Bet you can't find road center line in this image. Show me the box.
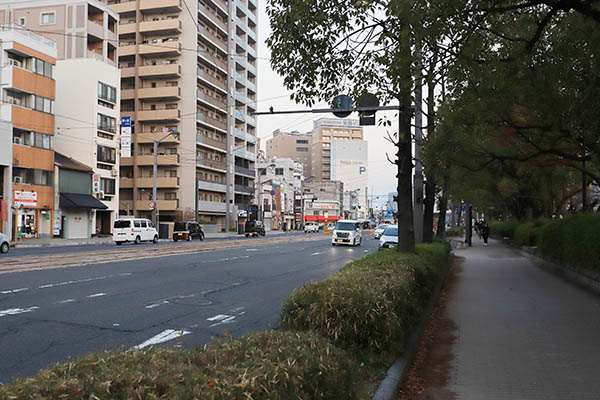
[0,306,39,317]
[86,293,107,298]
[1,288,29,295]
[37,273,132,290]
[133,329,190,350]
[57,299,76,304]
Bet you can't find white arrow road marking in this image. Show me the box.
[207,307,245,328]
[0,306,39,317]
[86,293,107,298]
[1,288,29,295]
[207,314,230,322]
[133,329,190,350]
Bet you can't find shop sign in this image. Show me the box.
[14,191,37,207]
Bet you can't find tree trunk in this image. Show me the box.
[422,73,437,243]
[396,92,415,253]
[436,176,449,239]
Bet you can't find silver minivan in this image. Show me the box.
[113,218,159,245]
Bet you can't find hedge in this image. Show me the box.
[446,225,464,237]
[280,242,450,354]
[488,220,521,239]
[0,331,358,400]
[537,213,600,272]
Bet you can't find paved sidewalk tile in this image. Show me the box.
[447,238,600,399]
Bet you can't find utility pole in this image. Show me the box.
[413,47,424,244]
[225,0,235,233]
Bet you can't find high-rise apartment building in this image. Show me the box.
[266,129,312,178]
[0,26,57,238]
[1,0,122,235]
[311,118,363,181]
[106,0,257,230]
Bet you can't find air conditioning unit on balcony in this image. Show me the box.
[14,137,22,145]
[111,168,118,176]
[14,176,22,183]
[9,59,22,67]
[98,191,105,199]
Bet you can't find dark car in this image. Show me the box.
[244,220,265,237]
[173,221,205,241]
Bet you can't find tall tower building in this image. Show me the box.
[310,118,363,181]
[106,0,257,230]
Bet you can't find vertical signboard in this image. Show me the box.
[121,116,132,158]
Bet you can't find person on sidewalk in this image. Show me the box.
[480,222,490,245]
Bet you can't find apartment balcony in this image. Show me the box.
[197,68,227,92]
[12,144,54,171]
[87,49,104,62]
[137,108,180,122]
[8,66,55,99]
[197,158,227,172]
[198,24,227,52]
[140,18,181,35]
[139,0,182,13]
[88,19,104,39]
[133,177,180,188]
[234,184,253,195]
[197,90,227,111]
[136,131,181,144]
[119,22,136,35]
[120,177,134,188]
[121,88,135,100]
[110,0,136,14]
[137,86,181,101]
[234,72,246,86]
[136,199,178,211]
[120,157,133,166]
[247,26,256,42]
[197,200,226,213]
[198,3,227,33]
[120,66,135,78]
[139,41,181,57]
[246,61,256,76]
[196,134,227,152]
[247,9,257,24]
[234,128,257,144]
[197,111,227,132]
[248,0,257,10]
[198,179,227,193]
[234,148,256,162]
[198,50,228,72]
[235,55,247,69]
[10,105,55,135]
[245,114,256,127]
[135,154,180,166]
[235,165,255,178]
[235,35,247,52]
[235,16,246,32]
[119,44,136,57]
[137,63,181,79]
[246,79,256,93]
[247,45,256,58]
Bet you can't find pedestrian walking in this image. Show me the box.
[480,222,490,245]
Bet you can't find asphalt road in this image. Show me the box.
[0,233,380,384]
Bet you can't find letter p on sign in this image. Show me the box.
[359,166,366,174]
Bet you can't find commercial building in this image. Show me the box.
[0,120,13,236]
[265,129,312,178]
[0,26,57,238]
[256,157,297,231]
[1,0,122,235]
[106,0,258,231]
[311,118,363,181]
[331,139,368,219]
[301,177,343,225]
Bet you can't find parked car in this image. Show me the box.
[113,218,159,245]
[379,225,398,249]
[373,224,389,239]
[245,220,265,237]
[331,219,362,246]
[304,222,319,233]
[173,221,204,241]
[0,232,9,254]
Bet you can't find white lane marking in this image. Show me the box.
[209,316,236,327]
[38,273,132,290]
[311,252,324,256]
[113,323,120,327]
[1,288,29,295]
[0,306,39,317]
[133,329,190,350]
[364,250,369,252]
[207,314,229,322]
[57,299,76,304]
[246,248,259,251]
[145,301,169,309]
[86,293,107,298]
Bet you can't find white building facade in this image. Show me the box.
[256,157,297,231]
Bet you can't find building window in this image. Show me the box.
[13,167,52,186]
[97,113,116,133]
[98,82,117,103]
[275,168,284,175]
[32,95,54,114]
[296,147,308,152]
[296,139,308,144]
[41,12,56,25]
[97,145,116,164]
[100,178,116,195]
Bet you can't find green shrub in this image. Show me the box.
[446,225,464,237]
[513,220,549,246]
[280,243,450,354]
[537,213,600,272]
[488,220,521,238]
[0,331,358,400]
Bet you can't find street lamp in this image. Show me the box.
[153,129,180,228]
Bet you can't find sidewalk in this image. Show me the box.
[11,229,296,248]
[438,237,600,399]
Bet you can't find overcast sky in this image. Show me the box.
[255,2,399,208]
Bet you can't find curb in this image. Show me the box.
[373,253,453,400]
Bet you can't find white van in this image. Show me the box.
[113,218,159,245]
[331,219,362,246]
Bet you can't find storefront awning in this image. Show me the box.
[304,215,339,222]
[60,193,108,210]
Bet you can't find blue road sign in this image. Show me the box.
[121,116,131,127]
